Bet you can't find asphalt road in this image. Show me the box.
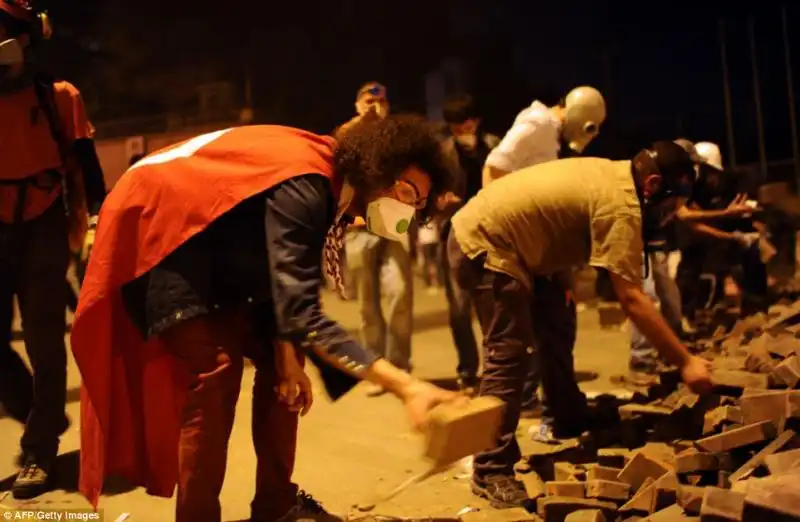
[0,283,632,521]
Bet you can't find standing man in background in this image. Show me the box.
[0,0,106,499]
[480,86,606,427]
[438,94,499,394]
[337,82,414,396]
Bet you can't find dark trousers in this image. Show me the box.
[0,202,70,461]
[0,292,33,424]
[160,310,299,522]
[447,234,588,477]
[678,242,768,319]
[439,223,479,379]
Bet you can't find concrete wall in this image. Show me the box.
[95,123,238,189]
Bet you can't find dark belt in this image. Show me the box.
[0,170,63,262]
[0,169,62,224]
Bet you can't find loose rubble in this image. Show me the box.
[509,302,800,522]
[349,303,800,522]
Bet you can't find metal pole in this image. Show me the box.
[719,20,737,167]
[783,6,800,184]
[749,17,768,177]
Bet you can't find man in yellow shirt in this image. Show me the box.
[449,141,713,508]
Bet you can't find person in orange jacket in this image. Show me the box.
[0,0,106,499]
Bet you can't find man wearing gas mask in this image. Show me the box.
[448,141,713,508]
[629,140,758,375]
[482,86,607,184]
[436,94,500,394]
[72,115,462,522]
[673,142,768,323]
[480,86,606,429]
[337,83,415,396]
[0,0,106,499]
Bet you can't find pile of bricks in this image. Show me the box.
[350,303,800,522]
[513,302,800,522]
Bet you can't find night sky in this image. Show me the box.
[33,0,800,171]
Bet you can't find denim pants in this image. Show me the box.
[448,234,588,477]
[439,222,480,379]
[346,229,413,371]
[630,250,683,364]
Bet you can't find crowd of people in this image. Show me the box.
[0,1,780,521]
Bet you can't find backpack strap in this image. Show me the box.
[31,73,71,215]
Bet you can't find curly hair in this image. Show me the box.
[334,113,455,220]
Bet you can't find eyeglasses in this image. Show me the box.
[390,179,428,210]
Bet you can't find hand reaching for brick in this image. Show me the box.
[681,356,714,395]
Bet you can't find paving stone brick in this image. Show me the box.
[598,448,630,469]
[729,430,797,482]
[565,510,606,522]
[764,332,800,359]
[739,393,789,431]
[521,472,547,499]
[546,481,586,498]
[741,473,800,521]
[424,396,505,466]
[619,478,657,516]
[771,356,800,389]
[713,357,748,372]
[704,407,743,434]
[744,344,776,374]
[695,421,777,454]
[764,447,800,475]
[640,443,677,469]
[676,449,719,473]
[618,453,671,491]
[555,462,584,481]
[700,487,745,521]
[651,472,679,512]
[538,496,618,522]
[646,504,698,521]
[585,479,630,501]
[677,486,707,515]
[586,465,623,482]
[712,371,770,393]
[789,391,800,418]
[620,404,674,420]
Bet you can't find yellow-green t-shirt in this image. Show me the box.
[451,157,644,290]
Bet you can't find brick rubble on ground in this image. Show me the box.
[506,303,800,522]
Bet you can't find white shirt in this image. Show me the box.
[485,100,562,173]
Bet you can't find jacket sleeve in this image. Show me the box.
[73,138,107,214]
[264,174,379,373]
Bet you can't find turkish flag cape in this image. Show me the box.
[70,126,339,507]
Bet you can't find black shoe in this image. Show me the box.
[471,474,530,509]
[12,458,53,500]
[277,490,342,521]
